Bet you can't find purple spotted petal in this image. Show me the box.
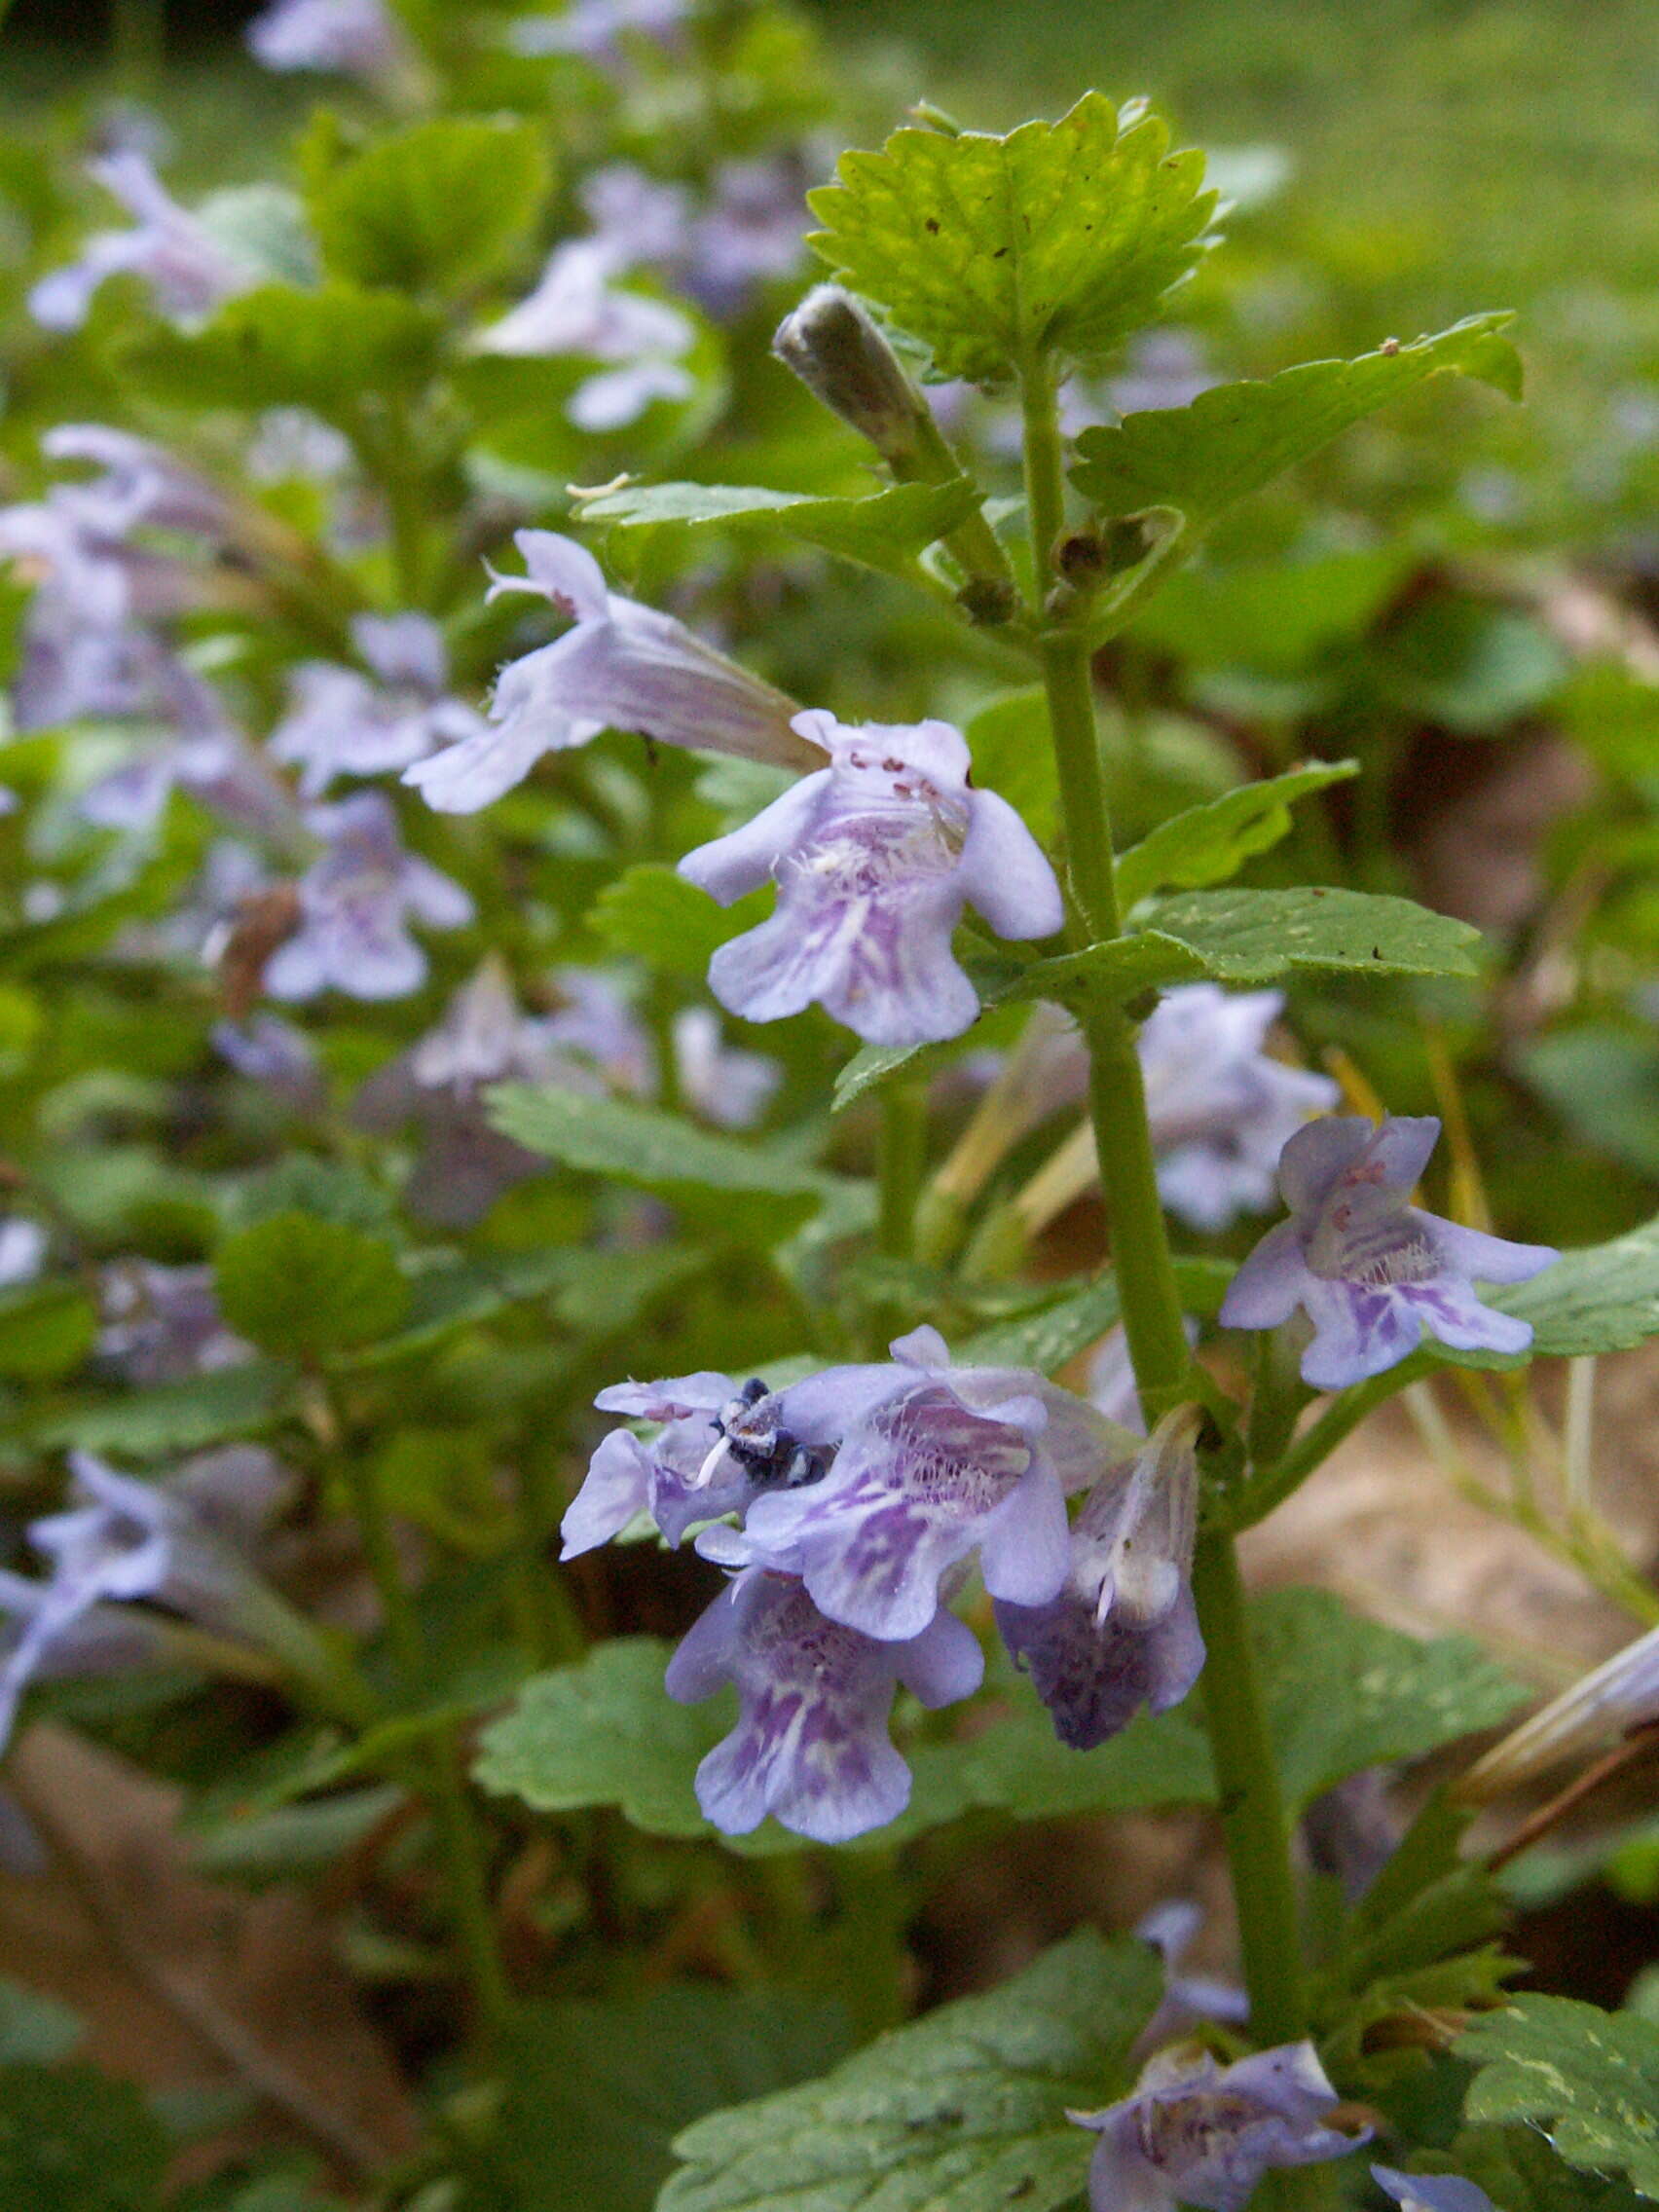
[1372,2169,1496,2212]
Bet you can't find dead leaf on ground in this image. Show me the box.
[0,1722,419,2191]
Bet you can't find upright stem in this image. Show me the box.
[1020,350,1308,2042]
[1190,1532,1308,2045]
[338,1436,515,2046]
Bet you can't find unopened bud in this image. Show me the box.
[772,285,930,466]
[956,576,1019,627]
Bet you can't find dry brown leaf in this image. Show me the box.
[0,1722,419,2189]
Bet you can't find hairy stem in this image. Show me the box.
[1020,350,1307,2041]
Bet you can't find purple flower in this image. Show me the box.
[0,1221,47,1289]
[683,158,809,317]
[562,1371,770,1556]
[680,712,1063,1047]
[212,1014,324,1113]
[0,1453,269,1751]
[665,1567,982,1842]
[1072,2041,1368,2212]
[246,0,411,82]
[269,613,488,797]
[42,424,232,541]
[672,1007,780,1130]
[260,791,472,1002]
[355,961,652,1226]
[29,153,257,332]
[996,1407,1204,1750]
[475,240,695,431]
[1219,1117,1558,1390]
[580,166,695,269]
[701,1330,1090,1642]
[97,1261,248,1383]
[1303,1769,1399,1902]
[1103,328,1217,420]
[1373,2169,1495,2212]
[1141,986,1340,1234]
[1134,1900,1248,2048]
[404,532,812,812]
[511,0,686,64]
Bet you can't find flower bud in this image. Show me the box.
[772,285,930,467]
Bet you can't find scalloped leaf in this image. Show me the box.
[1115,760,1359,908]
[1458,1998,1659,2198]
[577,478,982,581]
[657,1931,1162,2212]
[807,92,1217,382]
[1071,313,1522,524]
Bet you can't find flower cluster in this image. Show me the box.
[566,1327,1205,1839]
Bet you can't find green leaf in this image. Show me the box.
[1257,1589,1525,1815]
[658,1930,1161,2212]
[1115,761,1359,908]
[474,1638,718,1839]
[470,1990,853,2212]
[953,1257,1235,1372]
[589,864,768,978]
[308,117,550,295]
[487,1086,867,1243]
[1493,1213,1659,1357]
[1071,313,1521,525]
[830,1001,1028,1118]
[14,1360,298,1459]
[577,478,983,581]
[195,183,316,286]
[1374,597,1569,735]
[1520,1029,1659,1181]
[1124,885,1483,984]
[1446,2124,1650,2212]
[0,1284,95,1382]
[807,92,1217,383]
[0,2061,170,2210]
[213,1212,410,1359]
[1458,1997,1659,2197]
[127,283,441,419]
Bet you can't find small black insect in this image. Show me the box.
[712,1381,832,1490]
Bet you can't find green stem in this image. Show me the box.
[337,1428,514,2046]
[1191,1531,1309,2046]
[1020,350,1307,2042]
[877,1083,927,1260]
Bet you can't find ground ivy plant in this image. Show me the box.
[4,11,1659,2210]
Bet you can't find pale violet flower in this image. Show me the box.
[262,791,473,1002]
[1373,2169,1495,2212]
[246,0,410,82]
[1461,1616,1659,1799]
[680,711,1063,1047]
[475,239,696,432]
[246,408,354,486]
[30,153,257,332]
[354,961,652,1226]
[404,531,811,813]
[1219,1117,1558,1390]
[562,1372,788,1556]
[0,1449,299,1752]
[511,0,686,63]
[269,613,488,797]
[212,1014,324,1114]
[41,424,231,542]
[1303,1769,1398,1902]
[97,1261,248,1383]
[0,1221,48,1289]
[996,1407,1204,1750]
[671,1007,780,1130]
[666,1567,982,1842]
[1134,1900,1248,2049]
[1071,2042,1367,2212]
[1141,986,1340,1233]
[580,165,695,270]
[684,157,808,317]
[701,1327,1117,1643]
